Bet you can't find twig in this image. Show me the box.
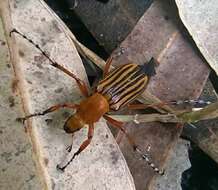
[109,101,218,124]
[178,101,218,122]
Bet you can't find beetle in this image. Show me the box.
[11,28,164,174]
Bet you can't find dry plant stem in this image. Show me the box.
[178,101,218,122]
[110,101,218,124]
[109,113,181,124]
[70,36,108,70]
[39,0,107,71]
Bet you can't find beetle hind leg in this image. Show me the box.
[103,114,164,175]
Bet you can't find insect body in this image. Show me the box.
[11,29,163,174]
[61,61,156,166]
[64,62,155,133]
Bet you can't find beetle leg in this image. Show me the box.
[127,102,167,110]
[103,114,164,175]
[103,56,113,77]
[17,103,78,123]
[10,29,89,97]
[103,115,137,149]
[128,99,212,110]
[66,134,75,152]
[57,123,94,171]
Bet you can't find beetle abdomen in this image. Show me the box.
[97,63,149,110]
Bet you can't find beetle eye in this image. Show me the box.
[63,124,72,133]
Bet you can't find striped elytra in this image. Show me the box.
[97,63,151,111]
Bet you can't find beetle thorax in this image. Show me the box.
[77,93,109,124]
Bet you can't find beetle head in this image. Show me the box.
[63,113,85,133]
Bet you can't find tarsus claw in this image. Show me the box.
[16,117,26,124]
[56,164,65,172]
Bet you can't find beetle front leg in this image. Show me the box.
[66,134,75,153]
[57,123,94,171]
[17,103,78,123]
[10,29,89,97]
